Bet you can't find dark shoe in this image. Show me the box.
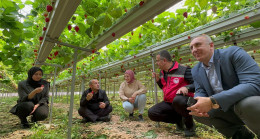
[97,115,111,122]
[31,116,37,123]
[21,122,30,129]
[232,126,255,139]
[176,119,184,132]
[138,115,144,121]
[81,118,89,123]
[184,126,196,137]
[129,113,134,120]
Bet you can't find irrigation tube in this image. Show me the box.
[49,66,57,125]
[67,49,78,139]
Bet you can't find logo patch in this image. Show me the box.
[173,78,179,84]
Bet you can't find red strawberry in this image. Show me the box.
[151,19,154,23]
[188,36,191,39]
[84,14,87,18]
[68,24,72,31]
[139,1,144,6]
[35,53,38,56]
[72,61,74,64]
[74,26,79,32]
[43,13,48,17]
[68,64,70,67]
[131,31,134,36]
[45,18,50,22]
[172,55,175,58]
[50,54,52,56]
[134,55,136,58]
[230,32,233,36]
[179,58,182,61]
[254,50,256,53]
[112,32,115,37]
[92,49,95,53]
[54,51,58,56]
[139,33,142,38]
[34,49,37,52]
[189,58,191,62]
[245,16,249,19]
[41,85,44,87]
[91,91,94,94]
[39,36,43,41]
[47,57,52,60]
[92,57,94,59]
[43,27,47,31]
[183,12,188,18]
[46,5,53,12]
[124,8,127,12]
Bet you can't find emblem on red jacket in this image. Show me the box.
[173,78,179,84]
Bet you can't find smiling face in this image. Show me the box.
[189,36,214,65]
[124,73,131,83]
[32,71,42,81]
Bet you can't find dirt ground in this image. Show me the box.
[0,102,196,139]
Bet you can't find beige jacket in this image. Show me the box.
[119,80,147,101]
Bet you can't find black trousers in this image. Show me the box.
[78,105,112,122]
[148,95,194,129]
[16,101,49,123]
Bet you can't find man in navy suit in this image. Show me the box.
[188,34,260,138]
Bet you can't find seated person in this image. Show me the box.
[148,50,195,137]
[10,67,50,128]
[119,70,147,121]
[78,79,112,122]
[188,34,260,138]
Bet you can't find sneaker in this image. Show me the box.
[138,115,144,121]
[232,126,255,139]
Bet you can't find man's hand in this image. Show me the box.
[129,97,135,104]
[86,93,93,101]
[152,72,159,82]
[30,104,39,115]
[176,87,188,96]
[99,102,106,109]
[187,97,212,117]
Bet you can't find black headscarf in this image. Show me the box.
[27,67,44,89]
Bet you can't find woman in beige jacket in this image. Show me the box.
[119,70,147,121]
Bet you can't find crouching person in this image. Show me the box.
[78,79,112,123]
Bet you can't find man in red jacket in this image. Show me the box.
[148,50,195,137]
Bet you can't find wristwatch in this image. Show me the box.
[210,96,219,109]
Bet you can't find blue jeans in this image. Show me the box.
[122,94,146,114]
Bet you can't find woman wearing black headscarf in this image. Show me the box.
[10,67,50,128]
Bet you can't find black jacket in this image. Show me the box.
[80,88,110,111]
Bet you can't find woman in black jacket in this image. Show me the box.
[10,67,50,128]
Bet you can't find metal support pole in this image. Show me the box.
[81,78,85,93]
[113,82,115,97]
[99,71,101,89]
[104,77,107,92]
[151,53,160,127]
[67,86,69,104]
[151,54,158,104]
[67,49,78,139]
[49,66,57,125]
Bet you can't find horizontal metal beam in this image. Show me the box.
[91,4,260,72]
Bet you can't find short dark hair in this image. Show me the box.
[158,50,172,62]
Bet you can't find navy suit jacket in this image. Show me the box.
[192,46,260,112]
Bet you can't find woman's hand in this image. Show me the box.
[34,86,44,94]
[30,104,40,115]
